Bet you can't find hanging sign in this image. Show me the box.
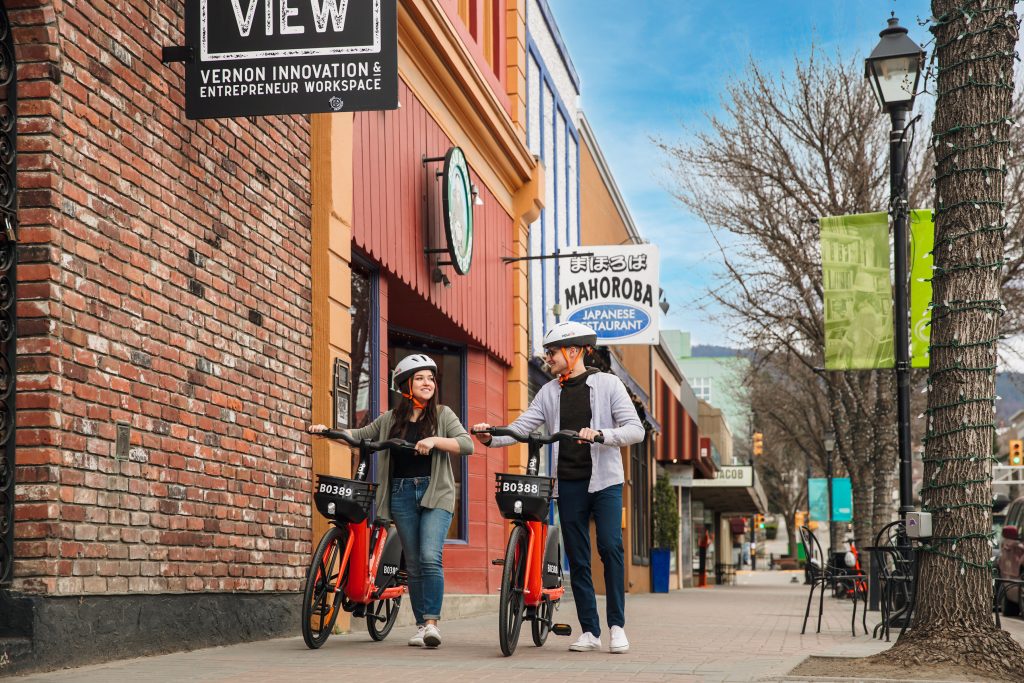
[442,147,474,275]
[909,210,934,368]
[820,212,895,370]
[179,0,398,119]
[561,244,660,345]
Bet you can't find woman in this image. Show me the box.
[310,353,473,649]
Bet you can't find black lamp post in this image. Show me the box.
[865,15,925,522]
[824,431,836,559]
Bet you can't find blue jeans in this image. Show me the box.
[557,480,625,637]
[389,477,452,624]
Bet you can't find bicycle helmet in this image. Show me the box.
[541,321,597,350]
[391,353,437,391]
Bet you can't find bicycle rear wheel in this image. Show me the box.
[302,525,349,649]
[366,595,402,641]
[531,598,553,646]
[498,524,528,656]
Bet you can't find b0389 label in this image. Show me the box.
[319,483,354,498]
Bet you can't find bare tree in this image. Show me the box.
[876,2,1024,678]
[659,51,927,559]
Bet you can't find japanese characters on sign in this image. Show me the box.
[561,244,660,345]
[182,0,398,119]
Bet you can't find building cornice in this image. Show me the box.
[399,0,537,195]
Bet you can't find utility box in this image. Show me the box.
[906,511,932,539]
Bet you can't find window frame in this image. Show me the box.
[631,438,651,566]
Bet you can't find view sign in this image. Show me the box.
[561,245,660,345]
[183,0,397,119]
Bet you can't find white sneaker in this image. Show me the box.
[408,626,425,647]
[609,625,629,653]
[569,631,601,651]
[423,623,441,648]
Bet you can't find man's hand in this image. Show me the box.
[471,423,492,445]
[414,437,439,455]
[578,427,603,444]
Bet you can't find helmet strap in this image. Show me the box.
[402,378,428,410]
[558,347,582,386]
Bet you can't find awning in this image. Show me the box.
[688,465,767,514]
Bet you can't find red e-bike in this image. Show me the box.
[301,429,411,649]
[473,427,602,656]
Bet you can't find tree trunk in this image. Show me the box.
[878,2,1024,678]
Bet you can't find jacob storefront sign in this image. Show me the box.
[166,0,398,119]
[562,244,659,345]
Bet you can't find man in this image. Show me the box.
[473,321,645,654]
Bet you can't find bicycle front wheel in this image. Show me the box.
[301,525,349,649]
[498,524,528,656]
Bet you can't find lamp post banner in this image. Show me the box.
[821,212,895,370]
[808,477,852,522]
[561,244,660,345]
[183,0,398,119]
[909,209,934,368]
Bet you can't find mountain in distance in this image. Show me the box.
[691,344,746,358]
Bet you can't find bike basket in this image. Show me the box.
[494,473,554,522]
[313,474,377,523]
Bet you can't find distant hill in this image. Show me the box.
[691,344,745,358]
[998,372,1024,424]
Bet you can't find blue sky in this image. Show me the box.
[551,0,932,347]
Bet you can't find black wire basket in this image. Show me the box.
[314,474,377,523]
[494,472,555,522]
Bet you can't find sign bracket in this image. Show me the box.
[161,46,194,64]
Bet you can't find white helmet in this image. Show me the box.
[542,321,597,350]
[391,353,437,391]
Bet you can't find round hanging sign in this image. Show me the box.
[441,146,474,275]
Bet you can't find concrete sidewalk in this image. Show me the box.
[8,570,1023,682]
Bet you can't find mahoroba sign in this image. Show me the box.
[182,0,398,119]
[561,245,660,345]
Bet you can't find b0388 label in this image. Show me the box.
[501,481,540,495]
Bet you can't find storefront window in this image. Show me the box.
[631,439,651,565]
[388,330,467,541]
[350,261,377,428]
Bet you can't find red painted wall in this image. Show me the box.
[352,80,514,365]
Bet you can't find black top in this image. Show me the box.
[391,419,432,479]
[557,368,596,481]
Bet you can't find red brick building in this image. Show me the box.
[2,0,313,673]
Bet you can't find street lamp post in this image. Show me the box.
[864,15,925,522]
[824,432,836,560]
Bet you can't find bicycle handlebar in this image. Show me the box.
[310,428,417,452]
[471,427,604,445]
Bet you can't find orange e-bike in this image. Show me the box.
[301,428,412,649]
[473,427,602,656]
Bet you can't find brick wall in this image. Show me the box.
[11,0,313,596]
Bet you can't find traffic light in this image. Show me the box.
[752,432,763,457]
[1011,439,1023,466]
[755,514,765,529]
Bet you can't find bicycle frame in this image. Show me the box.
[519,518,565,607]
[313,431,408,606]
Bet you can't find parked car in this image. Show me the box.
[997,495,1024,616]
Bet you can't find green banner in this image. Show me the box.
[910,210,934,368]
[821,213,895,370]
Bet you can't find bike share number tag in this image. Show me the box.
[501,480,540,495]
[319,482,355,499]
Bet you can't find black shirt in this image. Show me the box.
[391,419,432,479]
[558,368,597,480]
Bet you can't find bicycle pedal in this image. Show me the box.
[491,558,504,566]
[551,623,572,636]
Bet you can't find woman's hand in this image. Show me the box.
[471,423,492,445]
[308,424,330,434]
[414,436,439,455]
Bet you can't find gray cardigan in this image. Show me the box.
[347,405,474,518]
[489,371,645,492]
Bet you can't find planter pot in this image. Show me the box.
[765,526,778,541]
[651,547,671,593]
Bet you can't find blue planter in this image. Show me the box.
[651,547,671,593]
